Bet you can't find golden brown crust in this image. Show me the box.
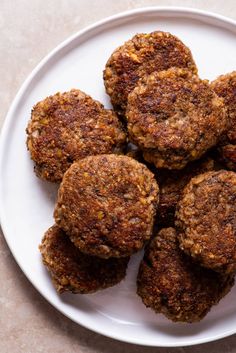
[127,68,227,169]
[54,154,159,258]
[156,157,216,227]
[211,72,236,171]
[39,225,129,294]
[26,89,126,182]
[176,170,236,274]
[103,31,197,114]
[137,227,234,323]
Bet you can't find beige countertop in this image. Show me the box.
[1,1,236,352]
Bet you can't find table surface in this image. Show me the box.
[1,1,236,352]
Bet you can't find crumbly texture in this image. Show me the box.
[137,227,234,323]
[127,68,227,169]
[103,31,197,115]
[39,225,129,294]
[176,170,236,274]
[211,72,236,171]
[26,89,126,182]
[156,157,216,227]
[54,154,159,258]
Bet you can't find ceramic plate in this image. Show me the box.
[1,7,236,347]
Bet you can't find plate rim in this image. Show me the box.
[1,6,236,347]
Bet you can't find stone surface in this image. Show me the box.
[1,0,236,352]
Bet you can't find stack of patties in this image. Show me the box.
[137,170,236,323]
[26,31,236,322]
[40,154,159,293]
[104,31,236,322]
[26,88,159,293]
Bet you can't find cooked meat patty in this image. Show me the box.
[137,227,234,323]
[127,68,227,169]
[104,31,197,115]
[26,89,126,182]
[39,225,129,293]
[176,170,236,274]
[54,154,159,258]
[211,71,236,171]
[156,156,216,227]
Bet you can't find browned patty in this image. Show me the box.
[137,227,234,323]
[211,72,236,171]
[54,154,159,258]
[156,156,216,227]
[39,225,129,294]
[127,68,227,169]
[176,170,236,274]
[103,31,197,115]
[26,89,126,182]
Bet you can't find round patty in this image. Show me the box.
[156,156,216,227]
[176,170,236,274]
[39,225,129,294]
[127,68,227,169]
[26,89,126,182]
[211,71,236,171]
[54,154,159,258]
[137,227,234,323]
[103,31,197,114]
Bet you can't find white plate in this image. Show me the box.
[1,7,236,347]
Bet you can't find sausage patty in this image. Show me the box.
[39,225,129,293]
[104,31,197,115]
[176,170,236,274]
[54,154,159,258]
[137,227,234,323]
[127,68,227,169]
[26,89,126,182]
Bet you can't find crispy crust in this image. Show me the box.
[39,225,129,293]
[54,154,159,258]
[103,31,197,114]
[211,72,236,171]
[137,227,234,323]
[26,89,126,182]
[127,68,227,169]
[176,170,236,274]
[156,157,216,227]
